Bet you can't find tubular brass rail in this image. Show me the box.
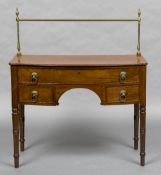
[19,19,139,22]
[16,8,142,58]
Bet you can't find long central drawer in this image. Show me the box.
[18,67,140,84]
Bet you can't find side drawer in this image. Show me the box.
[106,85,140,104]
[18,86,55,104]
[18,68,55,84]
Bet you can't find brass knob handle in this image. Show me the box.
[120,90,127,101]
[120,72,127,82]
[31,72,38,82]
[32,91,38,101]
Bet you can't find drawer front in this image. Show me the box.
[18,86,55,104]
[18,67,139,84]
[106,85,139,104]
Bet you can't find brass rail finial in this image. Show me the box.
[16,8,21,58]
[136,9,141,56]
[16,8,19,21]
[138,8,141,19]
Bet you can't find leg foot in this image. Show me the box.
[14,154,19,168]
[140,153,145,166]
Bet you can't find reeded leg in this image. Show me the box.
[134,104,139,150]
[19,105,25,152]
[140,105,146,166]
[12,107,20,168]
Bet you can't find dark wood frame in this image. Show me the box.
[10,55,147,168]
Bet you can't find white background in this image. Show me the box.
[0,0,161,174]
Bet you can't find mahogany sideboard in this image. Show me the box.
[9,54,147,167]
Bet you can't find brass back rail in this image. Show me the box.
[16,8,141,57]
